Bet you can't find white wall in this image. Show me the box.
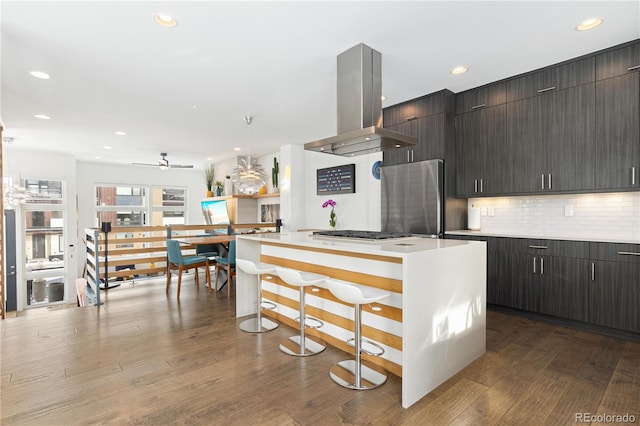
[303,150,382,231]
[468,192,640,242]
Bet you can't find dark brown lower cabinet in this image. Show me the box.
[589,260,640,333]
[538,256,589,322]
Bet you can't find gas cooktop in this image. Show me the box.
[312,230,413,240]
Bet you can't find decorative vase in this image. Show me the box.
[215,187,222,197]
[206,190,214,198]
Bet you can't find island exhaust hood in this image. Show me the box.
[304,43,417,156]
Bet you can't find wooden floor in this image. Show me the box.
[1,277,639,425]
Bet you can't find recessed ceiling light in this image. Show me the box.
[103,146,112,150]
[207,157,213,161]
[154,13,177,27]
[34,114,51,119]
[29,71,50,79]
[114,131,127,136]
[576,17,603,31]
[451,66,468,75]
[234,147,242,151]
[94,156,102,159]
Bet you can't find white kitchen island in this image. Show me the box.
[235,231,486,408]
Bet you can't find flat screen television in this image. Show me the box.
[201,199,231,226]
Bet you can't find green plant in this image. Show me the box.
[204,164,215,191]
[272,157,279,188]
[215,180,224,190]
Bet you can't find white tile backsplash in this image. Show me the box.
[468,192,640,242]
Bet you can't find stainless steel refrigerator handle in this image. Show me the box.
[541,174,545,189]
[548,174,552,189]
[591,262,595,281]
[533,256,536,273]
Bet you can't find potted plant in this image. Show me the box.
[215,180,224,197]
[204,164,215,197]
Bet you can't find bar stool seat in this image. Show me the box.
[236,259,279,333]
[276,267,327,357]
[326,279,390,390]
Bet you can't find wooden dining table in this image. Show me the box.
[173,234,236,291]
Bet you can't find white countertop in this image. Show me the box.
[237,231,479,257]
[446,230,640,244]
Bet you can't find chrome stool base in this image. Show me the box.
[279,335,326,357]
[239,317,279,333]
[329,359,388,390]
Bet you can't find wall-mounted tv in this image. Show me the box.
[201,199,231,225]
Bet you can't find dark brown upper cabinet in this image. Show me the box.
[456,104,510,196]
[594,43,640,190]
[595,42,640,80]
[506,57,595,102]
[455,82,507,115]
[383,90,455,127]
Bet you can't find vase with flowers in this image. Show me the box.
[322,199,337,229]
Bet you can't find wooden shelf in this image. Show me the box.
[206,193,280,200]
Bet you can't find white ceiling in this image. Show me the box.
[2,1,639,170]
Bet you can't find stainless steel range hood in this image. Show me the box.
[304,43,417,156]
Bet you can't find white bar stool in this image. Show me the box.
[236,259,279,333]
[276,267,327,357]
[326,279,390,390]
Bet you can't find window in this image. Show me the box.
[95,185,187,227]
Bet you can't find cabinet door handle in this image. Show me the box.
[528,245,548,249]
[618,251,640,256]
[537,86,556,93]
[407,150,410,163]
[533,256,537,274]
[633,166,636,185]
[591,262,595,281]
[474,179,478,193]
[627,65,640,71]
[548,174,552,189]
[540,257,544,274]
[480,178,483,193]
[471,103,486,110]
[541,174,545,189]
[411,150,414,162]
[404,116,417,122]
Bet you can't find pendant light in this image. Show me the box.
[231,116,268,195]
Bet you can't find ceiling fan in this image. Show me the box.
[132,152,194,170]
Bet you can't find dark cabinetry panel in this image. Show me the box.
[383,90,455,127]
[383,113,446,166]
[538,256,589,322]
[456,105,510,196]
[589,260,640,333]
[455,83,507,114]
[595,42,640,80]
[594,73,640,190]
[506,84,596,193]
[506,57,595,102]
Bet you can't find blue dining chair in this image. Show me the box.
[215,240,236,298]
[166,239,211,297]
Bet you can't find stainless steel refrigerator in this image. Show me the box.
[381,159,444,237]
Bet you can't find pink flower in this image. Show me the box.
[322,199,336,208]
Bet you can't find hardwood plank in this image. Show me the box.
[1,278,638,425]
